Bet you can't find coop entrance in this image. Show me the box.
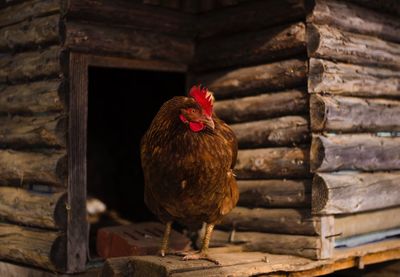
[87,66,186,256]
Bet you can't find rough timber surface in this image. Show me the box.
[101,238,400,277]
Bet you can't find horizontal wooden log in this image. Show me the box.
[308,0,400,43]
[198,0,306,38]
[307,24,400,69]
[0,115,66,148]
[208,229,321,259]
[235,147,310,179]
[0,80,64,114]
[214,89,307,123]
[65,21,193,63]
[0,46,61,84]
[335,206,400,239]
[0,150,66,186]
[349,0,400,17]
[231,116,310,148]
[0,187,67,229]
[0,14,59,50]
[195,22,306,71]
[66,0,194,37]
[218,207,319,235]
[308,58,400,98]
[0,0,59,28]
[311,134,400,172]
[237,179,311,208]
[0,223,65,271]
[310,94,400,132]
[312,172,400,214]
[197,59,307,99]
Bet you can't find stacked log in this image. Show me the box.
[308,0,400,254]
[191,2,329,259]
[0,0,69,272]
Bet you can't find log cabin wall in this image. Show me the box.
[307,0,400,250]
[191,0,332,259]
[0,0,68,272]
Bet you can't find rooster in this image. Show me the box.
[140,85,238,263]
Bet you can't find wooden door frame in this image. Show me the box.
[68,52,187,273]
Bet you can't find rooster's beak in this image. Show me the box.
[203,116,215,130]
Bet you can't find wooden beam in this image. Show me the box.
[66,53,88,273]
[214,89,308,123]
[0,223,65,271]
[311,134,400,172]
[307,24,400,69]
[310,94,400,132]
[0,187,67,229]
[194,22,306,71]
[0,46,61,84]
[198,0,306,38]
[0,115,67,148]
[0,14,59,50]
[308,58,400,98]
[66,0,194,37]
[348,0,400,17]
[0,149,66,186]
[312,172,400,214]
[208,229,322,259]
[0,0,59,28]
[218,207,319,235]
[237,179,311,208]
[231,116,310,148]
[308,0,400,43]
[335,206,400,239]
[196,59,307,99]
[235,147,310,179]
[0,80,65,114]
[65,21,193,63]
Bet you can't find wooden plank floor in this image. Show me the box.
[102,238,400,277]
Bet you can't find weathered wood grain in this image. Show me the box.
[308,58,400,98]
[231,116,309,148]
[197,59,307,99]
[310,94,400,132]
[308,0,400,43]
[307,24,400,69]
[0,80,64,114]
[0,46,60,84]
[311,134,400,172]
[0,150,66,186]
[195,22,306,71]
[335,206,400,239]
[214,89,308,123]
[0,223,65,271]
[312,172,400,214]
[237,179,311,208]
[0,187,67,229]
[235,147,310,179]
[208,229,321,259]
[65,21,193,63]
[0,0,59,28]
[66,0,194,37]
[349,0,400,17]
[0,115,66,148]
[0,14,59,50]
[218,207,319,235]
[198,0,306,38]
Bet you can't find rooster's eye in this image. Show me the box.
[190,109,196,113]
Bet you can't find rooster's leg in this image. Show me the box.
[159,221,172,257]
[181,223,221,265]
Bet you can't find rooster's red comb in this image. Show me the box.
[189,85,214,117]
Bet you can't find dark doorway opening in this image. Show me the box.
[87,66,186,256]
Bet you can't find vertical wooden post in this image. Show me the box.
[67,52,88,272]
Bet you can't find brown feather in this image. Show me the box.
[140,96,238,227]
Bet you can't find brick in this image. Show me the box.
[97,222,192,258]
